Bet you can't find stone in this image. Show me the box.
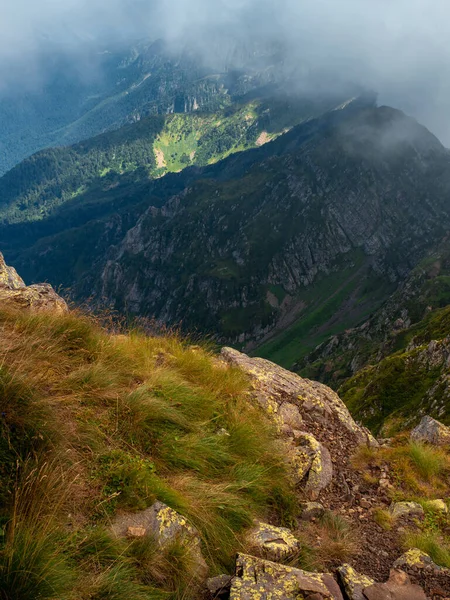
[247,522,300,561]
[410,415,450,447]
[279,402,303,430]
[230,553,344,600]
[220,348,378,447]
[207,575,233,598]
[295,432,333,499]
[394,548,450,573]
[112,501,208,579]
[426,499,448,513]
[126,526,146,537]
[0,253,25,289]
[0,252,68,315]
[301,502,325,521]
[389,502,424,520]
[363,569,426,600]
[336,564,375,600]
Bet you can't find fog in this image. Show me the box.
[1,0,450,143]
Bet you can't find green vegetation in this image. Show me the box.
[0,98,316,227]
[340,343,447,435]
[257,252,393,369]
[0,307,296,599]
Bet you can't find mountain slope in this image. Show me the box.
[0,37,347,175]
[0,95,346,226]
[2,99,450,356]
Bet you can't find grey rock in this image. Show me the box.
[389,502,424,520]
[411,415,450,446]
[207,575,233,598]
[0,252,68,315]
[112,501,208,579]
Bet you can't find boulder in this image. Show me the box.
[301,502,326,521]
[0,252,68,315]
[220,347,377,447]
[230,553,344,599]
[112,501,208,579]
[363,569,426,600]
[389,502,424,520]
[247,522,300,561]
[336,564,375,600]
[410,415,450,447]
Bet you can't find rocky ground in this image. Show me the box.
[205,348,450,599]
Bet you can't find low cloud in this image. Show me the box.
[1,0,450,142]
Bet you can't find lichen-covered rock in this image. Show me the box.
[394,548,450,573]
[363,569,426,600]
[411,415,450,446]
[389,502,424,520]
[220,348,377,447]
[230,554,344,599]
[296,432,333,499]
[112,501,208,579]
[0,252,68,314]
[336,564,375,600]
[247,522,300,561]
[301,502,325,521]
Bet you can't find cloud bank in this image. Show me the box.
[1,0,449,143]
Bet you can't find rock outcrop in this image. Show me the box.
[411,415,450,446]
[221,348,376,500]
[337,564,375,600]
[221,348,376,447]
[0,252,67,314]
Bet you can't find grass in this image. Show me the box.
[294,512,358,570]
[0,306,296,598]
[352,439,450,498]
[404,531,450,569]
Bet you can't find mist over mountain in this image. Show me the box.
[1,0,450,148]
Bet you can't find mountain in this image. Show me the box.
[0,94,348,226]
[2,97,450,361]
[2,256,450,599]
[290,238,450,434]
[0,37,346,176]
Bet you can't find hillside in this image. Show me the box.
[0,37,354,176]
[1,254,450,599]
[0,95,346,226]
[2,99,449,358]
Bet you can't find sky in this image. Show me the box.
[1,0,450,143]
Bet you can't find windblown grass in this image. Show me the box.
[0,307,296,598]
